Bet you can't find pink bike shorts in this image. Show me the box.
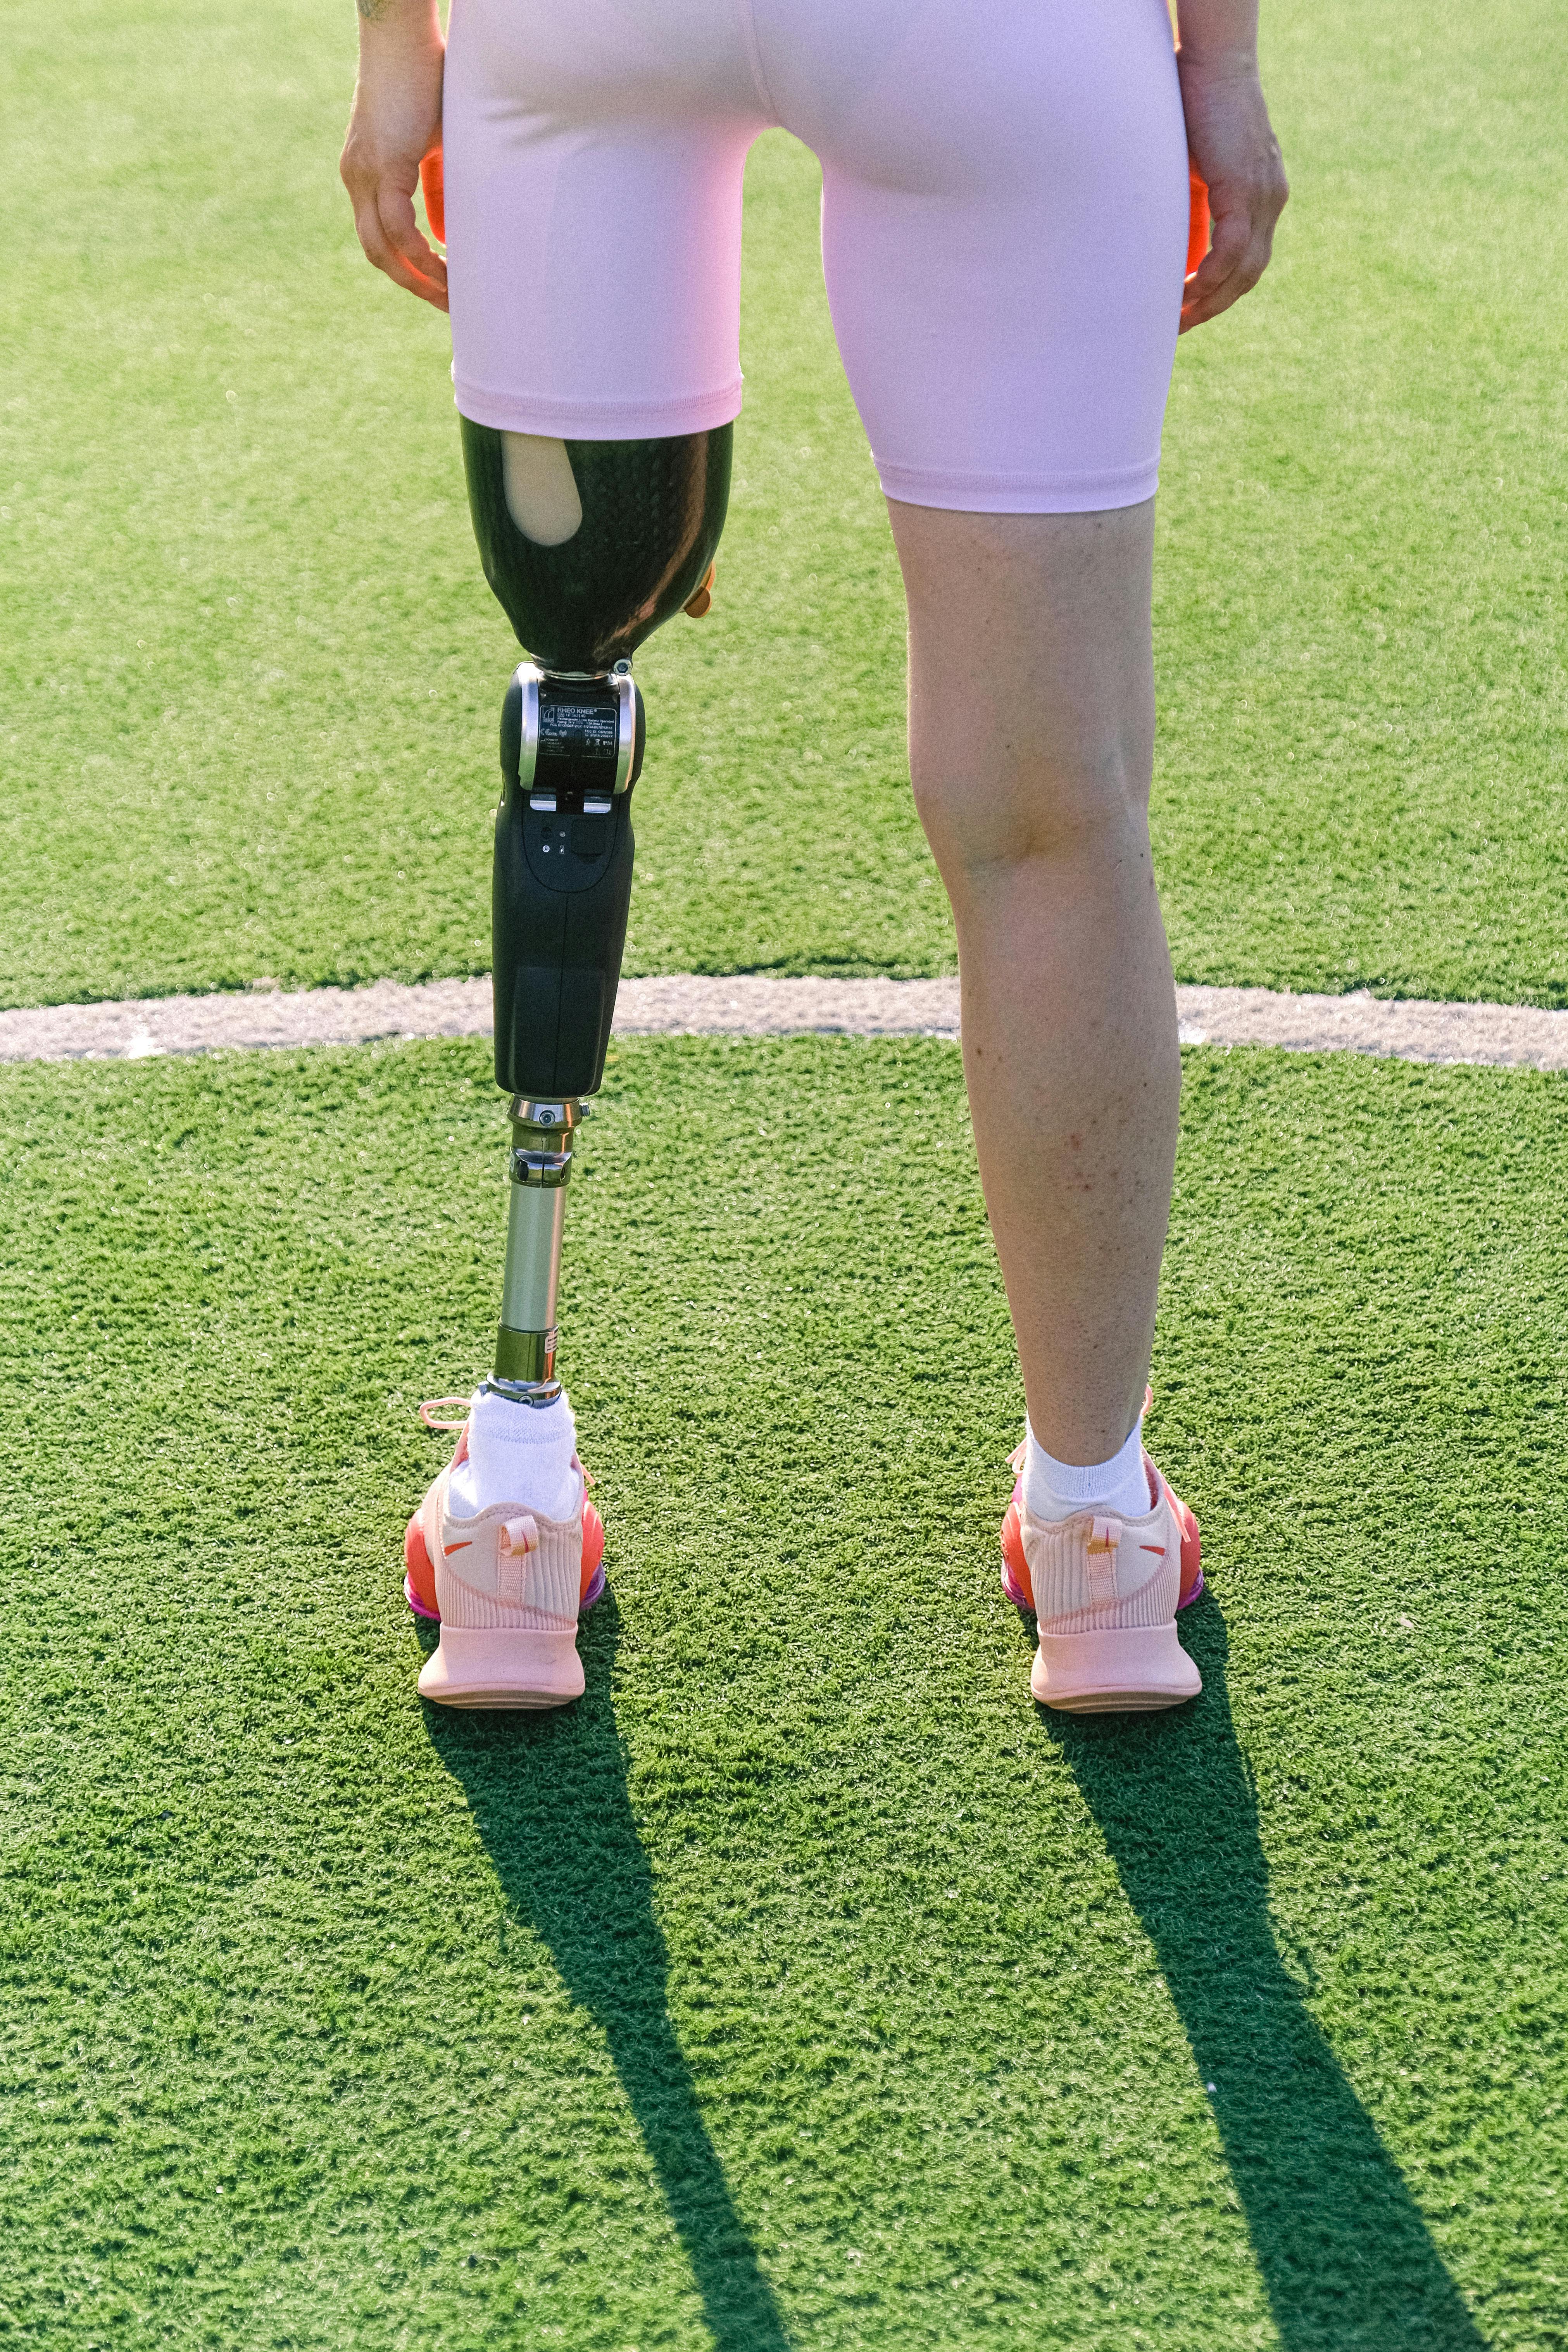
[443,0,1190,514]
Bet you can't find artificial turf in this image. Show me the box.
[4,0,1566,1010]
[6,0,1567,2341]
[3,1034,1564,2349]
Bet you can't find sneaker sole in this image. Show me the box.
[417,1624,586,1709]
[1030,1623,1202,1714]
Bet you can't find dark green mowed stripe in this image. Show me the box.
[1,1037,1563,2348]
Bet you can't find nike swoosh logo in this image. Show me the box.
[443,1540,473,1556]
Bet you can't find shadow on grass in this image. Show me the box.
[423,1592,790,2352]
[1045,1602,1482,2352]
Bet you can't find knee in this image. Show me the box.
[911,727,1153,898]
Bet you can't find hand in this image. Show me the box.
[340,3,448,312]
[1176,50,1288,332]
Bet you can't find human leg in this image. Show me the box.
[770,0,1201,1704]
[777,0,1190,1454]
[893,499,1175,1467]
[441,0,761,1394]
[887,497,1178,1470]
[891,495,1202,1712]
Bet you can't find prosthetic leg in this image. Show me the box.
[467,419,731,1400]
[406,421,730,1707]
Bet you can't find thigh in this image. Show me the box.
[759,0,1189,513]
[443,0,771,437]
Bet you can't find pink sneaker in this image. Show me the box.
[999,1425,1204,1714]
[404,1399,606,1710]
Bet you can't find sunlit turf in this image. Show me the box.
[3,0,1566,1008]
[3,1034,1563,2347]
[8,7,1566,2342]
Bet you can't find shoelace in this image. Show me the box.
[419,1395,471,1432]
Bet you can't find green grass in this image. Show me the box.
[3,0,1566,1009]
[3,1034,1565,2348]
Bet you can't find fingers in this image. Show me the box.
[378,178,449,309]
[345,166,449,312]
[1179,172,1287,333]
[1179,204,1257,332]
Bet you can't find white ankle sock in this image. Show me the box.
[1024,1414,1151,1523]
[448,1386,580,1522]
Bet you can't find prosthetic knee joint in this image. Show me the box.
[461,419,731,1403]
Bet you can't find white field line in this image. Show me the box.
[0,974,1565,1071]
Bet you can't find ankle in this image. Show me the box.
[1023,1414,1152,1523]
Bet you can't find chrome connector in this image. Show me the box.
[480,1375,564,1410]
[507,1097,581,1185]
[510,1144,572,1187]
[491,1320,560,1389]
[508,1096,586,1132]
[611,663,637,796]
[514,661,542,786]
[514,662,559,808]
[510,660,636,809]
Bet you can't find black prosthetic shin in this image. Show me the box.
[462,421,731,1396]
[493,663,641,1107]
